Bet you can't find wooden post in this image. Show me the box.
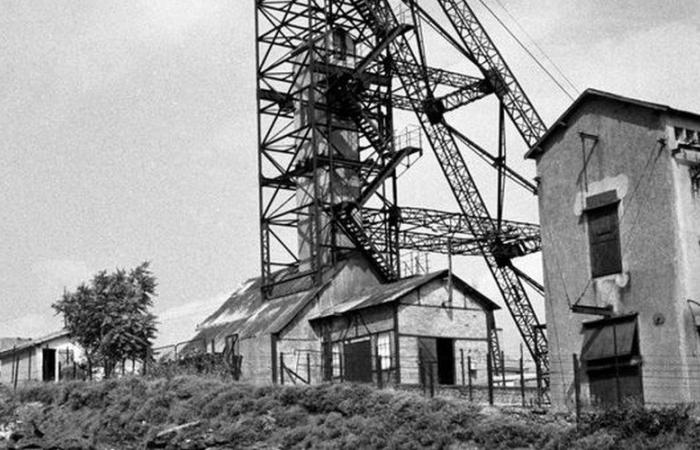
[487,352,494,406]
[306,353,311,384]
[428,363,435,398]
[13,351,19,391]
[573,354,581,427]
[467,356,473,401]
[419,360,424,395]
[501,351,506,387]
[375,352,383,389]
[279,353,285,385]
[27,349,32,381]
[460,349,465,386]
[211,339,216,354]
[520,356,525,407]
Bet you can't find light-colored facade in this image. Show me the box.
[0,331,84,385]
[528,89,700,409]
[187,255,498,387]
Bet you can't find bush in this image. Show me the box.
[2,376,698,449]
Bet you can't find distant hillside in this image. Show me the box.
[0,376,695,449]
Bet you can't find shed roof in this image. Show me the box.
[525,88,700,159]
[310,269,499,322]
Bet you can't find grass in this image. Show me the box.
[0,377,698,449]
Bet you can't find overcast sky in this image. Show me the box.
[2,0,699,351]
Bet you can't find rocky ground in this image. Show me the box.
[0,376,696,449]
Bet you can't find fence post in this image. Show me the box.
[306,353,311,385]
[487,352,494,406]
[501,351,506,388]
[573,353,581,427]
[467,356,473,402]
[460,349,465,386]
[418,360,424,395]
[376,353,383,389]
[429,362,435,398]
[519,356,525,407]
[280,353,285,385]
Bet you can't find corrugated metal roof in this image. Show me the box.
[186,264,499,352]
[184,264,342,350]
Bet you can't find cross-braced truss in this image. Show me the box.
[254,0,549,395]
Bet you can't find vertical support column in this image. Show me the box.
[573,353,581,426]
[487,352,494,405]
[467,356,473,402]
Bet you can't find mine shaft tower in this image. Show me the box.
[254,0,548,390]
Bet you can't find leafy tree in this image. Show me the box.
[53,262,158,377]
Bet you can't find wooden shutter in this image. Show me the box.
[587,203,622,277]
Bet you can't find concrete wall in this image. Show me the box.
[536,98,700,409]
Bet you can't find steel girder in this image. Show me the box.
[351,0,548,388]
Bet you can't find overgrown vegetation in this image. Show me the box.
[1,377,698,449]
[52,262,158,378]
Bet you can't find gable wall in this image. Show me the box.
[536,98,700,408]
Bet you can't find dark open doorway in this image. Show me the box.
[42,348,56,382]
[343,339,372,383]
[436,338,455,385]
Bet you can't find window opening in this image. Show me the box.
[376,332,392,370]
[586,201,622,278]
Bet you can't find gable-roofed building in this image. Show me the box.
[528,89,700,409]
[0,330,83,385]
[186,255,498,387]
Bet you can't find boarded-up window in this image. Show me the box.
[581,315,643,406]
[343,339,372,383]
[587,201,622,278]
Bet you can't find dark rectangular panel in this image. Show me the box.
[343,339,372,383]
[582,317,638,361]
[42,348,56,382]
[436,338,455,385]
[587,203,622,277]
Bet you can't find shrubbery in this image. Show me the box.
[1,376,699,449]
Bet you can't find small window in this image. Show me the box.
[376,332,392,370]
[587,202,622,278]
[332,342,341,378]
[332,28,348,61]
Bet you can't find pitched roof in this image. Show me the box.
[184,264,346,350]
[310,269,499,321]
[525,88,700,159]
[0,330,70,358]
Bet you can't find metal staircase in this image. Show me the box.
[334,202,399,281]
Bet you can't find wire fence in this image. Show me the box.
[277,348,545,407]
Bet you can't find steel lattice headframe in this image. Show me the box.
[254,0,549,396]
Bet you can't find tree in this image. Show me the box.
[53,262,158,377]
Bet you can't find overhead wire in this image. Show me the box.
[475,0,577,101]
[491,0,579,95]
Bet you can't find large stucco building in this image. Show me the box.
[527,89,700,408]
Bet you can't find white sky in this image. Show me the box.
[1,0,699,351]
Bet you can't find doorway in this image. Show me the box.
[42,348,56,382]
[343,339,372,383]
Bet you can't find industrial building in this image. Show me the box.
[528,89,700,408]
[189,256,498,386]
